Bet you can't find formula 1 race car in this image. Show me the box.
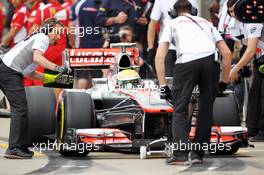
[25,43,252,158]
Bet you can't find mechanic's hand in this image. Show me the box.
[160,85,172,100]
[229,67,239,83]
[136,16,148,26]
[218,81,228,93]
[55,65,71,74]
[240,66,252,78]
[44,73,73,85]
[147,48,156,66]
[115,11,128,24]
[218,81,227,96]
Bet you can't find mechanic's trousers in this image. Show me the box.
[246,69,264,136]
[0,61,30,147]
[165,50,177,77]
[171,55,220,153]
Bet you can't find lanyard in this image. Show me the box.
[182,15,216,45]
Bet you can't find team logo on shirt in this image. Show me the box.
[250,26,257,34]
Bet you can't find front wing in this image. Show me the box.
[64,126,251,154]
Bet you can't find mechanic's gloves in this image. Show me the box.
[44,73,73,85]
[218,81,228,94]
[147,48,156,66]
[55,65,71,74]
[160,85,172,100]
[233,66,252,85]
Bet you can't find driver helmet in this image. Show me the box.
[116,69,141,87]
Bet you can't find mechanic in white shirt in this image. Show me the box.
[155,0,232,165]
[0,18,70,159]
[227,0,264,141]
[147,0,198,77]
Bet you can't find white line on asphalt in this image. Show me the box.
[205,158,221,172]
[207,167,218,171]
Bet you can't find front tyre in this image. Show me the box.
[57,91,95,157]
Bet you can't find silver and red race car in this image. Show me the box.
[25,43,253,158]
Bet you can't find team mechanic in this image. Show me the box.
[147,0,198,77]
[227,0,264,141]
[0,18,71,159]
[155,0,232,165]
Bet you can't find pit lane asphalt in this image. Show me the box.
[0,117,264,175]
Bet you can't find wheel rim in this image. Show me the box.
[56,100,65,144]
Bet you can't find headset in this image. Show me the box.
[168,0,198,19]
[39,18,63,35]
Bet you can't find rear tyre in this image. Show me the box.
[57,91,95,157]
[213,92,241,126]
[26,87,56,144]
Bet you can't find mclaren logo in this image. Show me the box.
[68,49,135,66]
[70,49,133,57]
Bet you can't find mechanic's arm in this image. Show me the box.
[104,11,128,26]
[33,49,57,71]
[1,27,19,46]
[28,71,44,81]
[216,40,232,83]
[229,37,258,82]
[147,20,158,50]
[136,16,148,26]
[27,70,69,85]
[96,0,127,27]
[155,42,169,85]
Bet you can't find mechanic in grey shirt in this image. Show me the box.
[0,18,69,159]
